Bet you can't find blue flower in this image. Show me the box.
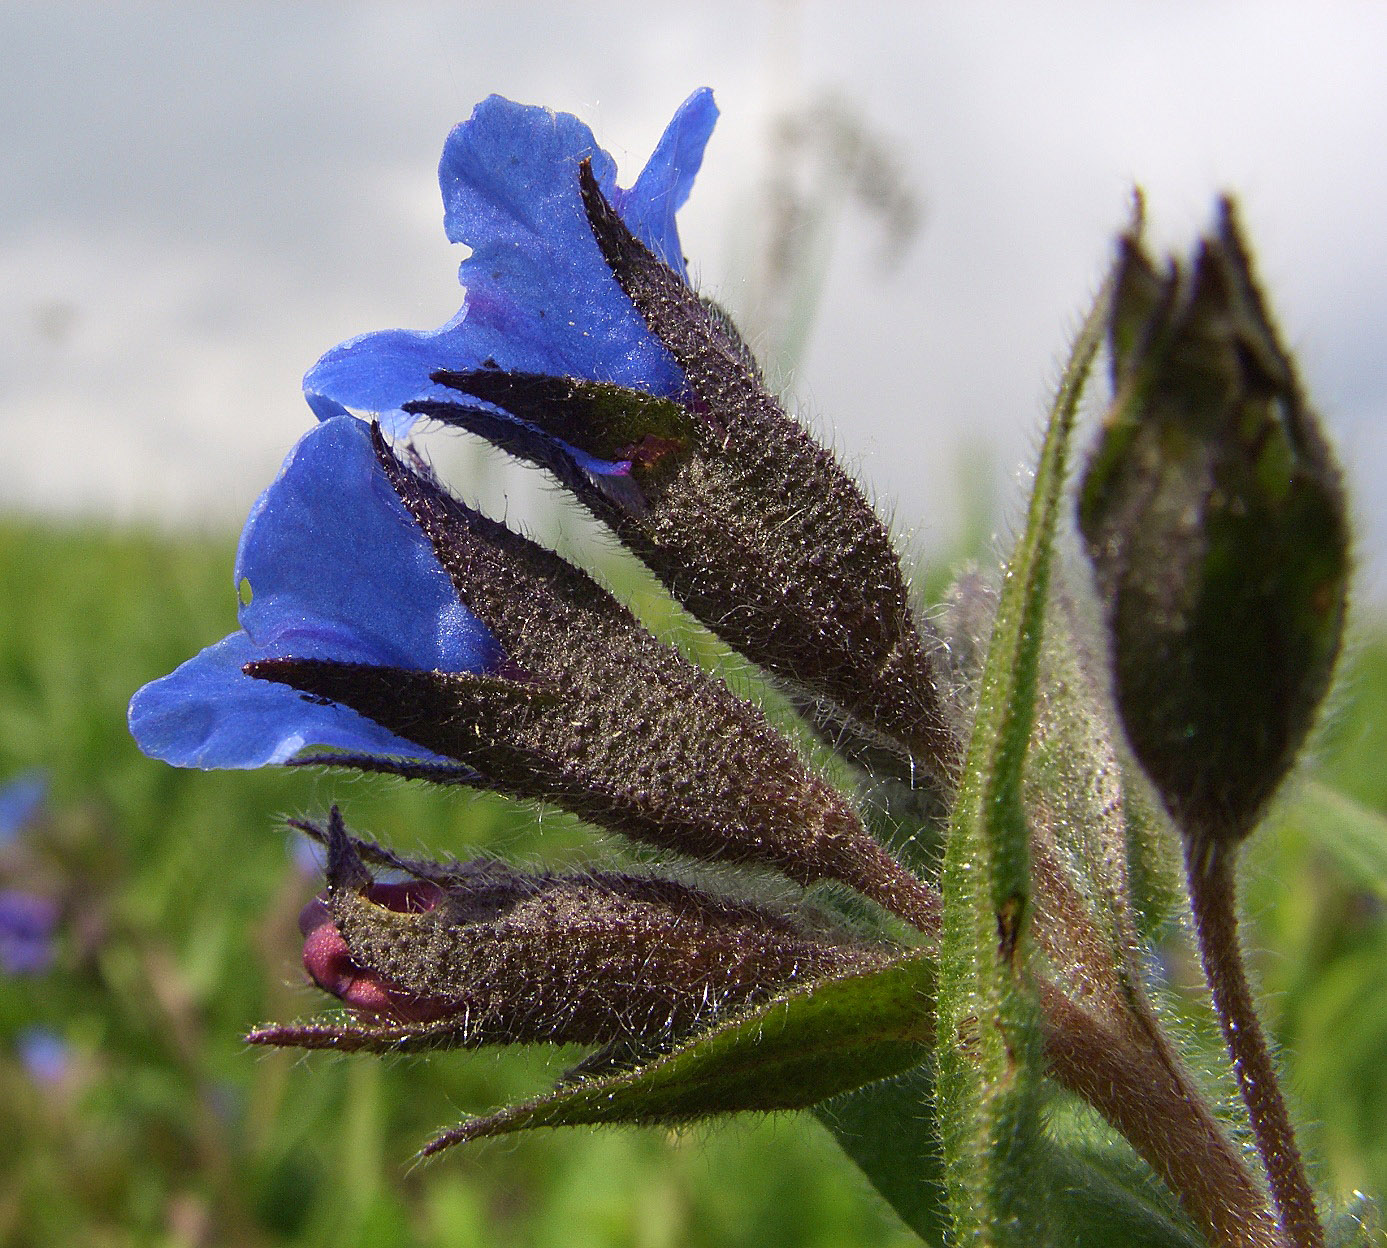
[128,416,501,770]
[15,1026,70,1085]
[302,89,717,456]
[0,769,47,847]
[1,771,58,978]
[0,888,59,976]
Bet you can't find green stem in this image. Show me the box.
[1185,839,1323,1248]
[906,876,1281,1246]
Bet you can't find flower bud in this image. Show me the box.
[1078,201,1349,845]
[404,161,957,784]
[251,812,889,1054]
[249,426,939,930]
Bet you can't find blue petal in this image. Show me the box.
[0,770,48,845]
[16,1027,70,1084]
[0,890,58,976]
[613,88,718,273]
[303,91,716,432]
[235,416,497,671]
[128,417,502,770]
[128,632,451,768]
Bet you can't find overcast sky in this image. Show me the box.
[3,2,1385,602]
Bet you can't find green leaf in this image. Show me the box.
[817,1064,1212,1248]
[935,286,1109,1246]
[418,953,934,1157]
[1270,779,1387,902]
[1323,1194,1382,1248]
[1039,1096,1206,1248]
[1024,592,1197,1037]
[1025,598,1149,1007]
[1043,1139,1205,1248]
[815,1066,950,1247]
[1120,761,1186,944]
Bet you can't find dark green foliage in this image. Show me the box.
[418,950,934,1156]
[814,1066,951,1247]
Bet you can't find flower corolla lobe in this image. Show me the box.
[303,90,717,430]
[128,417,500,773]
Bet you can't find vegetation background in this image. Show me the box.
[1,519,1385,1248]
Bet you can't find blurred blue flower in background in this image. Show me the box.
[0,770,57,976]
[127,416,501,771]
[0,890,59,976]
[15,1026,70,1085]
[0,769,47,846]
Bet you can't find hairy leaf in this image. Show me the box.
[416,952,934,1157]
[1323,1195,1382,1248]
[1025,592,1158,1029]
[1044,1139,1205,1248]
[817,1064,1215,1248]
[814,1066,950,1247]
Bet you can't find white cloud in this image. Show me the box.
[2,1,1382,595]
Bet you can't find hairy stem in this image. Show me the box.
[1186,840,1323,1248]
[921,873,1280,1245]
[1040,984,1284,1248]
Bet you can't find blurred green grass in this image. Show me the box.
[1,519,1384,1247]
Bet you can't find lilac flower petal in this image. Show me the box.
[129,417,502,770]
[0,890,59,976]
[0,770,48,845]
[302,91,716,431]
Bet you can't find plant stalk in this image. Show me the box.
[1040,983,1285,1248]
[1185,839,1324,1248]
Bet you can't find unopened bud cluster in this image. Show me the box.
[131,91,953,1094]
[1079,201,1349,848]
